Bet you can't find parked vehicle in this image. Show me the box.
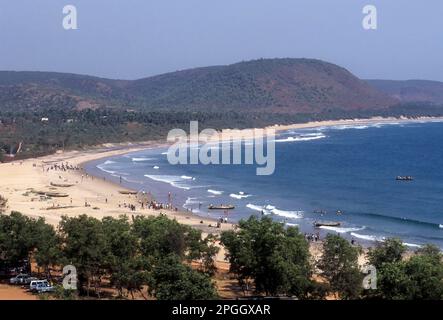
[29,280,50,292]
[35,282,54,293]
[9,274,37,285]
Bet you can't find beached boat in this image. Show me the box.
[208,204,235,210]
[45,192,69,198]
[31,189,69,197]
[118,190,138,195]
[50,182,74,188]
[46,205,76,210]
[314,221,341,228]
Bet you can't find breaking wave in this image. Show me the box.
[246,203,303,219]
[350,232,385,242]
[275,133,326,143]
[230,192,252,199]
[132,157,154,162]
[319,226,366,234]
[207,189,223,195]
[144,174,192,190]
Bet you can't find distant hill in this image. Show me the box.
[0,58,397,113]
[3,59,443,160]
[366,79,443,105]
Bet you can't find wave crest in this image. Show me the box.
[246,203,303,219]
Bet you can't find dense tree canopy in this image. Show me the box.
[221,216,313,297]
[367,238,406,269]
[367,243,443,300]
[2,211,443,300]
[148,254,218,300]
[317,234,363,299]
[0,212,218,299]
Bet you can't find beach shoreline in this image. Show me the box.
[207,116,443,142]
[4,115,440,222]
[1,115,435,266]
[0,143,236,264]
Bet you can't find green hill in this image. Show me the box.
[0,58,397,113]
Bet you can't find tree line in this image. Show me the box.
[220,216,443,300]
[2,103,443,161]
[1,210,442,300]
[0,211,219,300]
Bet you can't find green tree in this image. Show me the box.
[31,218,61,279]
[367,243,443,300]
[403,253,443,299]
[220,216,313,297]
[416,244,442,263]
[102,216,149,299]
[318,234,363,299]
[132,215,218,270]
[367,238,406,269]
[148,254,217,300]
[132,216,188,260]
[184,229,219,276]
[0,212,35,270]
[58,215,108,297]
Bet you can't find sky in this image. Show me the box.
[0,0,442,81]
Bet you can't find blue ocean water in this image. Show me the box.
[85,121,443,248]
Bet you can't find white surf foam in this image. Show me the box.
[319,226,366,234]
[132,157,154,162]
[270,208,304,219]
[285,223,299,227]
[207,189,223,195]
[316,121,407,132]
[439,224,443,229]
[181,175,195,180]
[404,242,422,248]
[275,133,326,143]
[153,166,160,169]
[246,203,303,219]
[230,193,252,200]
[246,204,266,212]
[96,163,116,174]
[144,174,191,190]
[350,232,385,242]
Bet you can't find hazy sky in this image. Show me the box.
[0,0,442,80]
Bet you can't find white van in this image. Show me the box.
[29,280,49,292]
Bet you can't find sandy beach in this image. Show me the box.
[212,116,443,142]
[2,116,429,268]
[0,145,236,265]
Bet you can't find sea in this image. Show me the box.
[84,120,443,249]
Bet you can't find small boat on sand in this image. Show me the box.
[314,221,341,228]
[50,182,74,188]
[208,204,235,210]
[32,190,69,197]
[119,190,138,195]
[45,192,69,198]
